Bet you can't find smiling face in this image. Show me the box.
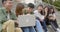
[3,0,13,10]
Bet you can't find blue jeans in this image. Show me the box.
[40,21,47,32]
[22,27,36,32]
[36,17,47,32]
[36,19,44,32]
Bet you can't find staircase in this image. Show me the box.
[56,11,60,26]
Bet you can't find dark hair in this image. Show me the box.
[28,3,35,8]
[44,5,55,17]
[49,6,55,14]
[37,4,44,15]
[2,0,6,3]
[44,5,50,13]
[2,0,12,3]
[15,3,24,17]
[38,4,43,8]
[44,5,51,16]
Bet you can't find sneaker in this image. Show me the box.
[56,28,60,32]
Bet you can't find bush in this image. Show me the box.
[53,1,60,7]
[53,1,60,11]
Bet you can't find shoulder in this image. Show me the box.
[0,7,6,12]
[34,10,38,13]
[0,7,5,10]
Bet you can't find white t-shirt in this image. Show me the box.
[34,10,44,20]
[7,13,10,20]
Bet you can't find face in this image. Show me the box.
[4,0,13,10]
[27,7,33,13]
[45,7,48,12]
[50,9,54,12]
[38,6,43,12]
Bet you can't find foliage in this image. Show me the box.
[53,1,60,11]
[42,0,60,11]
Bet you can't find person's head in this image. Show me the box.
[27,3,35,13]
[2,0,13,10]
[49,6,55,13]
[37,4,43,12]
[15,3,24,17]
[44,6,50,13]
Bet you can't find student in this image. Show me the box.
[48,6,60,32]
[0,0,22,32]
[44,6,60,32]
[15,3,25,32]
[22,3,36,32]
[23,3,44,32]
[34,4,47,32]
[44,6,50,25]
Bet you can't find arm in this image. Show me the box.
[52,13,56,20]
[0,8,7,24]
[34,11,44,21]
[48,13,56,20]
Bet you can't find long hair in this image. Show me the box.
[15,3,24,17]
[38,4,44,15]
[48,6,55,14]
[44,5,55,16]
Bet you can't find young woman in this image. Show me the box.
[44,6,60,32]
[44,6,50,25]
[34,4,47,32]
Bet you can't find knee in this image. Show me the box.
[15,27,23,32]
[2,20,14,29]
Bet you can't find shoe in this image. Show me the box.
[56,28,60,32]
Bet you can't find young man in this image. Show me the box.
[0,0,22,32]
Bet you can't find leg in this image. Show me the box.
[15,27,23,32]
[40,21,47,32]
[21,27,29,32]
[53,20,59,28]
[2,20,15,32]
[29,27,36,32]
[36,19,44,32]
[50,21,57,31]
[49,20,59,31]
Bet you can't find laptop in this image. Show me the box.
[17,15,36,27]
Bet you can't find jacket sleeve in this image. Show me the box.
[0,8,7,24]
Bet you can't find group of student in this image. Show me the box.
[0,0,60,32]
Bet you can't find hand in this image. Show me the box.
[49,17,55,20]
